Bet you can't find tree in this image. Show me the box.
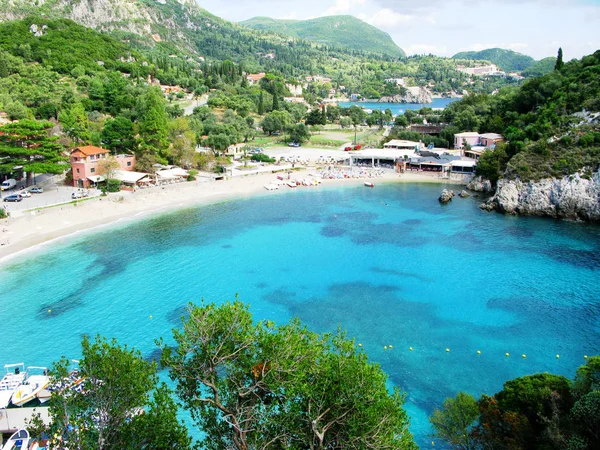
[169,117,196,168]
[257,90,265,115]
[162,300,417,450]
[101,116,136,154]
[430,392,479,450]
[4,101,29,120]
[555,47,564,71]
[260,110,292,135]
[305,108,324,126]
[0,120,67,178]
[288,123,310,144]
[45,336,191,450]
[98,156,120,182]
[59,102,90,144]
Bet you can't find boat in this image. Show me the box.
[1,429,29,450]
[286,181,297,188]
[38,366,85,404]
[11,367,50,407]
[263,183,279,191]
[364,181,375,187]
[0,363,26,408]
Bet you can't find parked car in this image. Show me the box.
[288,142,300,148]
[29,187,44,194]
[353,145,362,150]
[16,190,31,198]
[0,179,17,191]
[71,190,89,199]
[344,146,352,151]
[3,194,22,202]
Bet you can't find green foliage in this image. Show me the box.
[106,178,121,192]
[0,119,66,176]
[523,57,556,77]
[555,47,565,71]
[101,116,136,154]
[250,153,275,163]
[288,123,310,144]
[452,48,536,72]
[44,335,191,450]
[475,144,508,184]
[241,15,405,57]
[430,392,479,450]
[162,300,417,450]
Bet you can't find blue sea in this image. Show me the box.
[339,97,459,115]
[1,183,599,448]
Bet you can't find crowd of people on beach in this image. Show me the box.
[318,168,387,179]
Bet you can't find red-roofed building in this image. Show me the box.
[70,146,136,188]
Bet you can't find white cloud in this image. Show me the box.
[367,8,412,28]
[324,0,366,16]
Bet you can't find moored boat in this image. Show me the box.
[1,429,29,450]
[11,367,50,407]
[286,180,297,188]
[364,181,374,187]
[0,363,26,408]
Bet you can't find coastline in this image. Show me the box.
[0,170,466,262]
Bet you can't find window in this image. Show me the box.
[91,168,95,173]
[127,161,131,166]
[76,168,80,173]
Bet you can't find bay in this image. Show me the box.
[338,97,459,115]
[1,183,599,448]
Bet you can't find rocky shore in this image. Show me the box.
[480,172,600,222]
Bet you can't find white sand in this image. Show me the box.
[0,169,466,262]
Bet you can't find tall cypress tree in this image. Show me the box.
[555,47,564,71]
[321,105,327,125]
[272,94,279,111]
[258,90,265,115]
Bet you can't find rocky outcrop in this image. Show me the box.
[458,190,470,198]
[379,86,433,104]
[481,172,600,222]
[467,176,493,193]
[439,189,454,204]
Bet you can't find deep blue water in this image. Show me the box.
[1,183,599,448]
[339,97,459,115]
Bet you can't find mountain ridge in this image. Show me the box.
[240,15,405,57]
[452,48,537,72]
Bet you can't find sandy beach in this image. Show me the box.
[0,169,467,262]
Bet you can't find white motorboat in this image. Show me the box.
[1,429,29,450]
[364,181,374,188]
[263,183,279,191]
[11,367,50,407]
[0,363,25,408]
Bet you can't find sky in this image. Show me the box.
[195,0,600,60]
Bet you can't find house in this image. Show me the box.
[246,73,266,85]
[479,133,504,148]
[454,132,481,149]
[70,146,136,188]
[285,83,303,96]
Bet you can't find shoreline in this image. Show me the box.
[0,170,466,263]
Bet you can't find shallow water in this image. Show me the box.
[338,97,458,114]
[1,183,599,448]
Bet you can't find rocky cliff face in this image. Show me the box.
[378,86,433,104]
[481,172,600,222]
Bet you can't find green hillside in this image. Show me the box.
[452,48,536,72]
[240,15,405,57]
[522,56,556,77]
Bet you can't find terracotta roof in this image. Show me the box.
[71,146,110,156]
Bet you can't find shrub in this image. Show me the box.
[0,208,8,219]
[251,153,275,163]
[106,179,121,192]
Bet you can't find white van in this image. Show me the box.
[0,179,17,191]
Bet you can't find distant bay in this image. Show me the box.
[338,97,459,114]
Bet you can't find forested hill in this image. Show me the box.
[441,50,600,183]
[240,15,405,57]
[452,48,537,72]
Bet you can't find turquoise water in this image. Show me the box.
[339,97,459,114]
[1,183,599,448]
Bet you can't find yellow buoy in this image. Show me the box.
[556,354,560,359]
[384,346,388,350]
[506,353,510,357]
[446,348,450,353]
[48,309,52,313]
[149,315,153,319]
[409,347,413,351]
[584,355,588,359]
[389,345,393,349]
[522,354,527,358]
[358,343,363,347]
[477,350,481,355]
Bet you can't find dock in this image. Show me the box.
[0,406,49,434]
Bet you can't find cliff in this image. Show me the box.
[481,172,600,222]
[378,86,433,104]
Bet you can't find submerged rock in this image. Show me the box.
[482,172,600,222]
[459,190,471,198]
[439,189,454,204]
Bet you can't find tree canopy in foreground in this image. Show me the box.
[162,300,417,450]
